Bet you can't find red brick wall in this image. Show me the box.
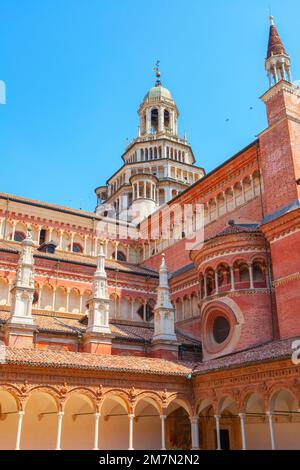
[269,230,300,338]
[260,86,300,216]
[143,197,263,273]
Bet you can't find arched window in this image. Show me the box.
[116,251,126,262]
[151,108,158,132]
[253,263,263,281]
[72,243,83,253]
[137,301,154,322]
[13,231,26,242]
[164,109,170,128]
[239,265,250,282]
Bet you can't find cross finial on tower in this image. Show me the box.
[152,60,161,86]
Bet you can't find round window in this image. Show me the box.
[213,316,230,344]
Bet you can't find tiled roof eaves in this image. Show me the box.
[193,338,294,375]
[170,263,195,279]
[2,350,192,377]
[32,253,158,278]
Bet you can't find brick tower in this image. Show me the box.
[259,17,300,338]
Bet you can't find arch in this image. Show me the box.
[40,284,54,310]
[55,286,67,312]
[100,392,130,449]
[71,242,83,254]
[21,390,59,449]
[269,388,298,413]
[109,293,119,318]
[217,395,239,415]
[133,396,161,449]
[116,250,126,262]
[166,396,192,450]
[150,108,158,133]
[68,287,80,313]
[242,391,266,414]
[216,263,231,292]
[61,391,96,450]
[133,392,162,415]
[166,396,193,417]
[12,230,26,242]
[0,389,20,449]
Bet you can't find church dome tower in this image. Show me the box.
[95,63,205,222]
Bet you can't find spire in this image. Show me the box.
[267,16,287,59]
[9,229,36,325]
[152,254,177,343]
[86,243,111,335]
[155,253,173,309]
[265,16,291,87]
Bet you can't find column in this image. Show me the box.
[160,415,166,450]
[143,300,146,322]
[239,413,246,450]
[93,412,100,450]
[128,414,135,450]
[232,186,237,208]
[249,263,254,289]
[214,415,221,450]
[190,416,200,450]
[70,232,75,252]
[214,271,219,295]
[59,230,63,250]
[266,412,276,450]
[146,108,151,134]
[224,192,228,212]
[230,267,235,291]
[114,241,119,260]
[158,107,164,133]
[48,227,53,241]
[7,279,12,305]
[66,289,70,312]
[204,275,207,299]
[15,411,24,450]
[37,226,42,245]
[241,181,246,203]
[250,175,255,198]
[84,234,88,254]
[79,293,83,313]
[11,221,16,241]
[56,411,64,450]
[131,299,134,321]
[52,287,56,311]
[37,286,42,308]
[0,219,3,240]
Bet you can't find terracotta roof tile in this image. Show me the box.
[1,347,193,376]
[267,24,287,59]
[194,338,295,374]
[0,312,199,345]
[0,240,158,277]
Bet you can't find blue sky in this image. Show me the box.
[1,0,300,211]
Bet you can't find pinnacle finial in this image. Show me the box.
[152,60,161,86]
[270,15,275,26]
